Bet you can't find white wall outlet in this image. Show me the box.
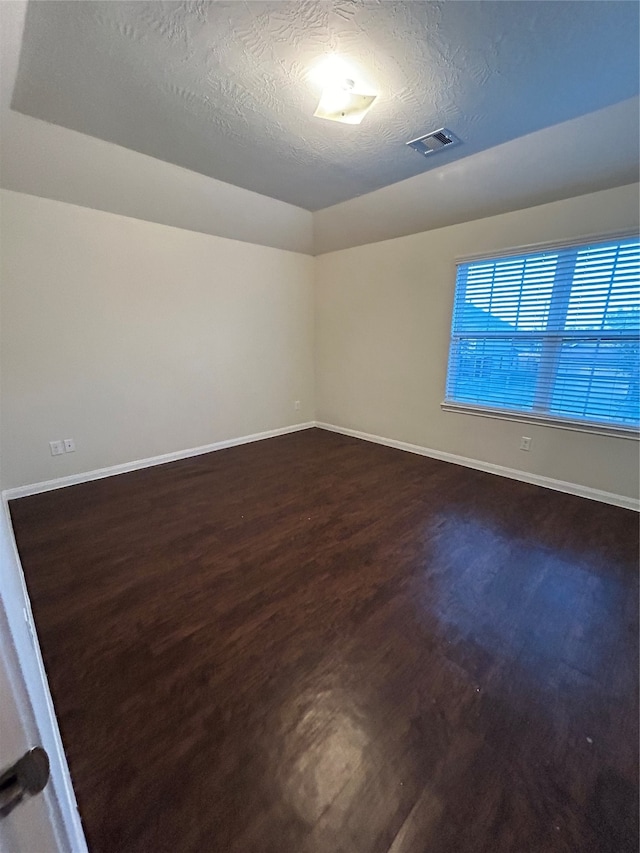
[63,438,76,453]
[294,400,301,411]
[520,436,532,451]
[49,440,64,456]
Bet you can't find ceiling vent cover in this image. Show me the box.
[406,128,460,157]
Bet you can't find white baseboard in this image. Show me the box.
[315,422,640,512]
[5,420,638,511]
[2,422,315,501]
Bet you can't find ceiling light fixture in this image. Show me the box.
[310,55,377,125]
[313,78,377,125]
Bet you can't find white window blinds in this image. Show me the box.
[445,237,640,431]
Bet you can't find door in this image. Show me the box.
[0,632,57,853]
[0,507,88,852]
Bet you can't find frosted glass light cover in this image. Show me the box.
[313,88,377,124]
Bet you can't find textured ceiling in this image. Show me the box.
[12,1,640,211]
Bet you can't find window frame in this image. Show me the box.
[441,230,640,440]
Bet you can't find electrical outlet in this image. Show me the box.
[294,400,301,411]
[520,436,532,451]
[63,438,76,453]
[49,440,64,456]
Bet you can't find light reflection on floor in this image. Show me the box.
[262,505,635,849]
[415,511,622,683]
[278,688,369,824]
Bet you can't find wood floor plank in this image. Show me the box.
[9,428,639,852]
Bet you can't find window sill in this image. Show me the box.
[441,402,640,440]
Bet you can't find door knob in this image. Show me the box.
[0,747,50,819]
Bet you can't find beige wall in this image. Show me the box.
[2,183,638,500]
[0,190,314,489]
[315,183,640,502]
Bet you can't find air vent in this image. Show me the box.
[406,128,461,157]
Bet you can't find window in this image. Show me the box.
[444,236,640,435]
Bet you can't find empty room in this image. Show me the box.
[0,2,638,852]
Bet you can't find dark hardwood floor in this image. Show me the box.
[9,428,639,853]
